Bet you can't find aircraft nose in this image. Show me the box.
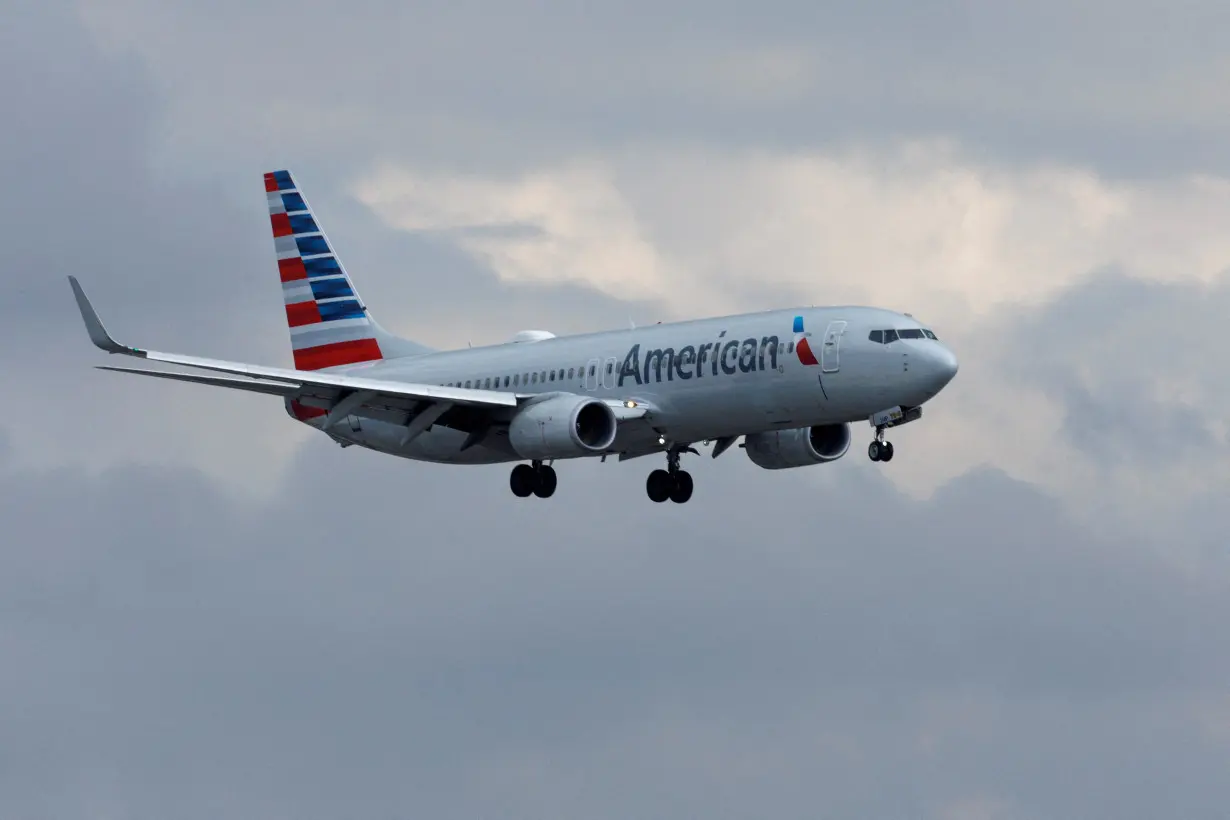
[930,345,959,389]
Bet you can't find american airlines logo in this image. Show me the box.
[792,315,819,366]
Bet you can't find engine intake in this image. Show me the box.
[508,394,618,460]
[744,423,852,470]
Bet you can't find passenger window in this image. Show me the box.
[568,367,575,379]
[589,365,596,376]
[484,378,491,388]
[787,342,795,353]
[549,370,556,381]
[606,363,613,374]
[869,330,883,343]
[513,374,519,386]
[541,371,546,381]
[531,373,538,384]
[465,380,471,388]
[883,329,898,343]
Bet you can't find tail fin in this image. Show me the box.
[264,169,432,370]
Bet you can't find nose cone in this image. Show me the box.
[926,345,959,393]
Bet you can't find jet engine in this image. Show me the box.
[744,423,852,469]
[508,394,618,460]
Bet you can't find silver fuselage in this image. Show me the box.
[304,305,958,464]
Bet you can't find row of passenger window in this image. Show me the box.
[444,363,606,391]
[868,328,938,343]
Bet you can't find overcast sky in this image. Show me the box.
[3,2,1230,818]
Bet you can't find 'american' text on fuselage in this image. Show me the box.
[618,335,782,386]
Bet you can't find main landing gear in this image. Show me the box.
[646,446,695,504]
[510,460,557,498]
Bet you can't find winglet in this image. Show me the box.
[67,276,141,355]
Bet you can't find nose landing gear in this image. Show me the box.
[867,433,894,462]
[510,460,557,498]
[646,445,696,503]
[867,405,923,463]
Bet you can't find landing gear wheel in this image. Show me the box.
[648,444,698,503]
[533,465,557,498]
[669,470,693,504]
[510,463,535,497]
[868,435,895,463]
[646,469,672,503]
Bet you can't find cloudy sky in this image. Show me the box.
[3,1,1230,817]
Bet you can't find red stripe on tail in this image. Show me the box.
[264,174,279,193]
[293,338,383,370]
[278,257,308,282]
[285,301,322,327]
[270,212,292,237]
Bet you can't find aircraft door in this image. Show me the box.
[585,357,600,391]
[821,321,846,373]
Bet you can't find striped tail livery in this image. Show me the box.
[265,169,430,370]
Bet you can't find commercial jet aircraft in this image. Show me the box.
[70,169,959,503]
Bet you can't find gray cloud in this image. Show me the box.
[1000,268,1230,467]
[78,0,1230,177]
[2,436,1229,819]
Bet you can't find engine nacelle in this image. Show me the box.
[508,394,618,460]
[744,423,852,470]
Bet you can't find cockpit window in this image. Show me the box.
[871,327,942,344]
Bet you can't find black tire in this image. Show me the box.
[533,465,558,498]
[868,441,882,461]
[880,442,894,462]
[646,469,672,503]
[510,463,535,497]
[669,470,694,503]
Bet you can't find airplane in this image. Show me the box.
[69,169,959,504]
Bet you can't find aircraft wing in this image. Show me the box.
[69,276,518,434]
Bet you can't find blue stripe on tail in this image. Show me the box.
[303,257,342,278]
[295,235,330,256]
[310,278,355,300]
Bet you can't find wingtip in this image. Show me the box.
[68,276,138,355]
